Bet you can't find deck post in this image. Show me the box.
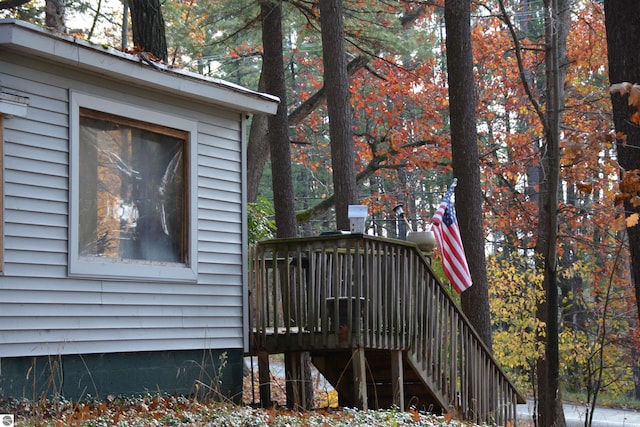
[391,350,405,411]
[285,352,310,410]
[258,351,271,408]
[352,347,368,410]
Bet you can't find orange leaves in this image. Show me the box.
[626,213,640,228]
[610,82,640,107]
[610,82,640,228]
[229,42,262,59]
[6,391,516,425]
[614,169,640,229]
[618,169,640,200]
[124,46,163,62]
[610,82,640,124]
[562,140,587,166]
[71,402,92,420]
[576,182,593,194]
[631,111,640,126]
[616,131,628,147]
[409,408,421,422]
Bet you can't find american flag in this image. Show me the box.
[431,178,473,293]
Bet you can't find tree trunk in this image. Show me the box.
[535,0,569,425]
[319,0,358,230]
[260,0,312,409]
[260,0,297,239]
[129,0,168,62]
[246,56,368,202]
[45,0,65,32]
[247,72,269,204]
[604,0,640,324]
[444,0,493,350]
[246,5,425,206]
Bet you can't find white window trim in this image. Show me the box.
[69,91,198,282]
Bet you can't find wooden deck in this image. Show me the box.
[247,234,524,425]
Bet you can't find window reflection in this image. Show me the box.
[79,109,187,264]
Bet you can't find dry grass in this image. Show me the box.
[1,395,487,426]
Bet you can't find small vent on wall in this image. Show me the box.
[0,90,29,118]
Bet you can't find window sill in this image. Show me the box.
[69,257,197,283]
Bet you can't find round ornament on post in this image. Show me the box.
[407,230,437,255]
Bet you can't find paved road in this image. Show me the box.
[518,401,640,427]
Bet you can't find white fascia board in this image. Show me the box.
[0,19,279,115]
[0,91,29,117]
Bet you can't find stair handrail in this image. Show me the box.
[248,234,524,425]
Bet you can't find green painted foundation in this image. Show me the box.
[0,349,243,402]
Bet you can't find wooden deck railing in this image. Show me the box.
[248,234,523,425]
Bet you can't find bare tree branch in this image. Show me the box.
[496,0,546,129]
[289,55,369,125]
[0,0,29,10]
[296,138,443,223]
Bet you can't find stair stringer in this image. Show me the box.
[311,349,452,412]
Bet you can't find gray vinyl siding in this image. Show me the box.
[0,33,258,358]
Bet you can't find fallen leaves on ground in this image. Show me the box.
[2,363,485,426]
[1,394,483,427]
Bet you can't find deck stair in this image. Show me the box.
[311,349,443,411]
[247,234,524,425]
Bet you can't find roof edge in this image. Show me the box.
[0,19,279,115]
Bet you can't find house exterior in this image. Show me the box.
[0,19,278,400]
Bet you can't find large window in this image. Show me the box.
[70,94,197,281]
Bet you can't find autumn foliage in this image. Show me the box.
[3,0,637,404]
[175,0,639,400]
